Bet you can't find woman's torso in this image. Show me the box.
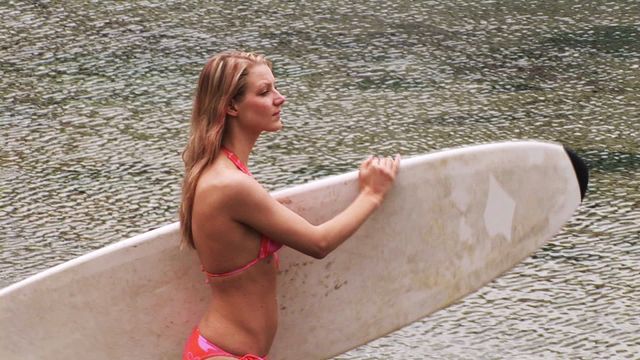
[191,155,279,356]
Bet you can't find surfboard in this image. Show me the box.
[0,140,588,360]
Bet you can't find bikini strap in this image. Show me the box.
[201,258,261,280]
[201,236,277,282]
[222,147,252,176]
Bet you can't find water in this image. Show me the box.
[1,0,639,358]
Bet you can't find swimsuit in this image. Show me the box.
[183,147,281,360]
[183,327,266,360]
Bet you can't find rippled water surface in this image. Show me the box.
[1,1,638,358]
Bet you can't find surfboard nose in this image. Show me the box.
[564,146,589,201]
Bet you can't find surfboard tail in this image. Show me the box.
[564,146,589,201]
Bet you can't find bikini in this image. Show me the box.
[183,328,266,360]
[183,147,282,360]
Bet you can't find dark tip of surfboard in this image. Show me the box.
[564,146,589,201]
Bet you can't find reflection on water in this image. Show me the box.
[1,0,638,358]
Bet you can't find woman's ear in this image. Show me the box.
[226,101,239,117]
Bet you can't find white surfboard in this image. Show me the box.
[0,141,588,360]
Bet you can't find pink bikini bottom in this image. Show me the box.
[183,327,267,360]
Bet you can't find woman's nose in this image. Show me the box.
[274,89,286,106]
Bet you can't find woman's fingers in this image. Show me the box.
[367,156,398,169]
[362,156,373,169]
[364,154,401,177]
[393,154,401,174]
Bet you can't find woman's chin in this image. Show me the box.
[267,120,283,132]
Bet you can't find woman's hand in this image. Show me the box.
[358,155,401,205]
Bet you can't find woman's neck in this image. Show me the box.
[221,123,260,165]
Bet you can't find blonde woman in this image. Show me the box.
[180,51,400,359]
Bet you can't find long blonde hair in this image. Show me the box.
[180,51,271,249]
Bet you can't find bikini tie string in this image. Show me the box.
[240,355,266,360]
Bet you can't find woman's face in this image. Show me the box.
[231,64,286,133]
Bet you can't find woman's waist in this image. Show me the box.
[198,307,278,356]
[199,299,278,356]
[205,293,279,328]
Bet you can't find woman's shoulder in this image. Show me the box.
[196,160,259,202]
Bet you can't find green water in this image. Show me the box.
[1,1,638,358]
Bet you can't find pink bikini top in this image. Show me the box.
[200,147,283,280]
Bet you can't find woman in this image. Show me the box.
[180,51,400,360]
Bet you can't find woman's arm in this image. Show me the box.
[226,155,400,259]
